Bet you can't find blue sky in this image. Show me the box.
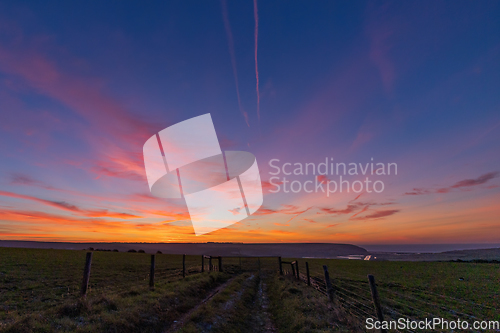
[0,0,499,244]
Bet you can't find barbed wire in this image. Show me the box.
[296,269,494,333]
[4,256,497,333]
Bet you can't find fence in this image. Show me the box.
[1,251,266,311]
[277,257,499,333]
[2,249,496,333]
[77,252,244,296]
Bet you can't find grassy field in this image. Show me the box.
[275,257,500,333]
[0,247,499,332]
[287,258,500,322]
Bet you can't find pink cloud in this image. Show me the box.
[0,190,141,219]
[320,205,359,215]
[9,173,54,189]
[352,209,400,220]
[254,204,306,216]
[261,179,283,191]
[0,33,159,182]
[450,172,499,188]
[404,172,499,195]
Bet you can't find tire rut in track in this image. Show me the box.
[249,276,277,333]
[164,275,238,333]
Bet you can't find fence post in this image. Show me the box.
[202,255,205,272]
[218,256,223,272]
[368,274,387,333]
[323,265,334,302]
[149,254,155,289]
[306,262,311,286]
[295,260,299,280]
[291,262,296,277]
[182,254,186,278]
[80,252,93,297]
[278,257,283,275]
[209,256,212,271]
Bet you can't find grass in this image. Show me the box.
[179,272,259,333]
[279,258,500,323]
[2,272,232,332]
[0,248,206,313]
[266,273,361,333]
[1,248,499,332]
[0,247,234,332]
[177,271,360,333]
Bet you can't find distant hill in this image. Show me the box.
[0,241,368,258]
[371,247,500,261]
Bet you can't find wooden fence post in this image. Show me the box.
[306,262,311,286]
[368,274,387,333]
[202,255,205,272]
[291,262,296,277]
[209,256,212,271]
[295,260,299,280]
[323,265,334,302]
[182,254,186,278]
[218,256,223,272]
[278,257,283,275]
[80,252,93,297]
[149,254,155,289]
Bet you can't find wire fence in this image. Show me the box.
[2,251,498,333]
[281,259,500,333]
[0,252,263,316]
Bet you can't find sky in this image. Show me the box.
[0,1,499,246]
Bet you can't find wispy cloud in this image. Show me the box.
[10,173,54,189]
[220,0,249,127]
[0,28,157,182]
[349,192,364,202]
[351,209,400,220]
[320,205,359,215]
[405,172,499,195]
[255,204,309,216]
[349,205,369,219]
[285,206,312,223]
[319,200,398,221]
[451,172,499,188]
[0,191,141,219]
[261,179,283,192]
[0,209,194,241]
[366,2,398,95]
[253,0,260,120]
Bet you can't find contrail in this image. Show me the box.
[220,0,250,127]
[253,0,260,120]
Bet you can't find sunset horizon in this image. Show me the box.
[1,2,500,331]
